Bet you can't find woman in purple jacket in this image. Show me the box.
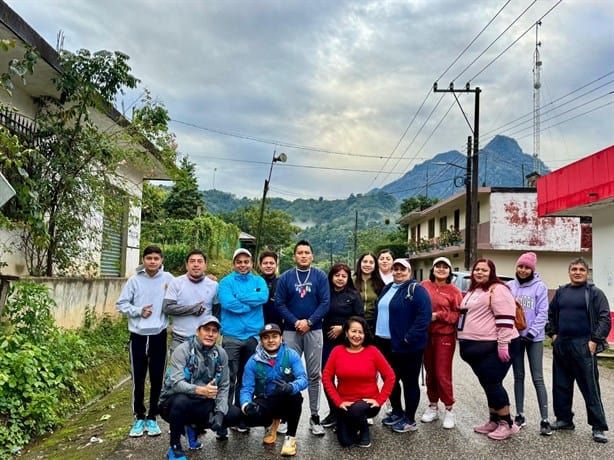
[507,252,551,435]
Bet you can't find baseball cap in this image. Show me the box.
[233,248,252,261]
[432,256,452,269]
[197,315,221,330]
[259,323,282,336]
[392,258,411,270]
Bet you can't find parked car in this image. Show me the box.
[451,271,514,296]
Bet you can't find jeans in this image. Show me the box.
[512,339,548,419]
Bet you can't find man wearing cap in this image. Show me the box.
[240,323,308,456]
[275,240,330,436]
[218,248,268,426]
[159,316,240,460]
[163,249,219,355]
[419,256,463,429]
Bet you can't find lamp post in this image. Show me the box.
[254,151,287,258]
[435,136,473,269]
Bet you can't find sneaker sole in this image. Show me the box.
[310,429,325,436]
[358,443,372,448]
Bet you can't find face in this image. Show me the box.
[568,263,588,285]
[346,321,365,348]
[293,244,313,269]
[233,254,253,275]
[186,254,207,278]
[360,255,376,275]
[433,262,450,282]
[472,262,491,285]
[143,253,163,275]
[392,263,411,283]
[259,256,277,276]
[378,252,393,272]
[516,264,533,280]
[196,324,219,347]
[332,270,349,290]
[260,332,282,352]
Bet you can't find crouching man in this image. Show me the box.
[159,316,240,460]
[240,323,308,456]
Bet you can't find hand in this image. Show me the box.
[431,312,437,321]
[196,379,218,398]
[210,411,224,432]
[295,319,310,335]
[362,398,379,407]
[141,304,153,318]
[339,401,352,411]
[271,379,293,395]
[327,325,342,340]
[243,402,261,417]
[588,340,597,355]
[497,346,510,362]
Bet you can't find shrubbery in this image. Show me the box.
[0,281,129,457]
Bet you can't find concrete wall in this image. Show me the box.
[592,207,614,311]
[34,277,125,329]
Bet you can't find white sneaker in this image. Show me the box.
[421,405,439,423]
[277,421,288,434]
[309,415,325,436]
[443,409,455,429]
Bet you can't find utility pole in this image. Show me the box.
[464,136,472,270]
[433,82,481,268]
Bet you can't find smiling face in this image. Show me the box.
[260,331,282,353]
[392,263,411,283]
[332,269,349,291]
[186,254,207,278]
[233,253,253,275]
[345,320,365,349]
[516,264,533,280]
[472,261,491,285]
[378,252,393,273]
[360,255,376,276]
[143,252,163,276]
[433,262,450,282]
[259,256,277,276]
[568,263,589,286]
[196,323,219,347]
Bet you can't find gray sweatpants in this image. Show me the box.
[283,329,323,417]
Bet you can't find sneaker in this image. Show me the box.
[129,419,145,437]
[167,445,187,460]
[280,435,297,456]
[487,421,520,440]
[263,419,280,444]
[321,413,337,428]
[277,421,288,434]
[552,419,575,430]
[367,417,374,425]
[443,409,455,429]
[392,417,418,433]
[215,427,228,440]
[540,420,553,436]
[473,420,499,434]
[232,421,250,433]
[592,429,608,443]
[146,419,162,437]
[514,414,526,427]
[310,415,325,436]
[421,405,439,423]
[185,425,202,449]
[357,428,371,447]
[382,413,404,426]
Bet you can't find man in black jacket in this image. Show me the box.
[548,258,611,443]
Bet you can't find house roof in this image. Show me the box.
[537,145,614,217]
[0,1,174,180]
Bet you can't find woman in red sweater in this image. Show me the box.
[322,316,395,448]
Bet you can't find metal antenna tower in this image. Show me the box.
[533,21,542,174]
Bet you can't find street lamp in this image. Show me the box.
[254,151,287,258]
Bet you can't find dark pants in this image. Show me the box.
[334,400,380,447]
[222,336,258,406]
[552,337,608,431]
[129,330,167,419]
[242,393,303,437]
[459,338,520,410]
[159,394,241,446]
[376,337,423,422]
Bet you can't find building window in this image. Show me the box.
[439,216,447,234]
[428,219,435,239]
[411,226,417,242]
[454,209,460,230]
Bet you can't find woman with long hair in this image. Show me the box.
[458,258,521,441]
[377,249,394,284]
[353,252,385,333]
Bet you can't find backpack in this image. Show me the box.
[254,347,293,397]
[404,282,418,301]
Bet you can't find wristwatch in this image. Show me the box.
[306,319,313,327]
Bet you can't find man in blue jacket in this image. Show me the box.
[116,245,174,438]
[240,323,308,456]
[218,248,268,430]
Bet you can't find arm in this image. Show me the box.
[547,288,561,339]
[491,285,517,344]
[307,272,331,325]
[403,285,432,346]
[352,290,365,317]
[239,358,257,408]
[321,348,342,407]
[162,279,203,316]
[527,282,549,339]
[218,277,251,314]
[115,279,143,318]
[214,349,230,415]
[592,286,612,342]
[235,276,269,307]
[275,274,299,325]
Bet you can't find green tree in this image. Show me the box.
[141,182,168,222]
[389,194,440,242]
[163,156,205,219]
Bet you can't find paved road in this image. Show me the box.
[113,348,614,459]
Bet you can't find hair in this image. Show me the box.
[468,258,508,292]
[354,252,385,295]
[293,239,313,254]
[328,263,356,291]
[428,262,453,283]
[142,245,163,258]
[259,250,278,264]
[186,249,207,263]
[377,248,394,260]
[568,257,589,270]
[342,316,373,347]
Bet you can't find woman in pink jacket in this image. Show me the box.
[457,258,520,441]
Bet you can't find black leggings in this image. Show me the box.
[243,393,303,437]
[334,400,380,447]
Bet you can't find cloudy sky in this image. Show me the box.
[6,0,613,200]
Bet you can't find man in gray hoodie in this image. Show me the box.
[116,245,175,438]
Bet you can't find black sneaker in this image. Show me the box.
[321,413,337,428]
[232,421,250,433]
[514,414,526,427]
[552,420,575,430]
[592,429,608,443]
[358,428,371,448]
[540,420,552,436]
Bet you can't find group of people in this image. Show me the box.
[116,242,611,460]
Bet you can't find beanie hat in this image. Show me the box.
[516,252,537,271]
